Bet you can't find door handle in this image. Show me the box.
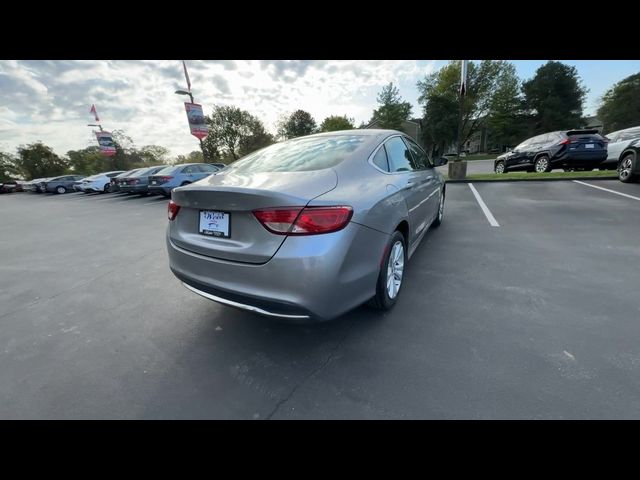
[403,182,414,190]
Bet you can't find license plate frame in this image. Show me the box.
[585,143,595,149]
[199,210,231,238]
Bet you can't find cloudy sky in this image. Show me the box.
[1,59,639,158]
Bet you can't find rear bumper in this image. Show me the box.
[120,184,149,194]
[551,151,607,167]
[149,185,172,195]
[167,222,389,322]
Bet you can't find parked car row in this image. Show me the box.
[0,180,25,194]
[493,126,640,183]
[13,163,224,198]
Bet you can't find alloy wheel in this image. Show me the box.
[386,241,404,299]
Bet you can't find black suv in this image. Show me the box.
[494,129,608,174]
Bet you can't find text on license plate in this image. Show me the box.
[585,144,594,149]
[199,210,230,238]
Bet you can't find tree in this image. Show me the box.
[370,83,412,130]
[417,60,522,154]
[203,105,274,162]
[522,61,588,133]
[1,151,20,182]
[238,117,275,157]
[139,145,170,165]
[487,63,529,149]
[66,146,104,175]
[597,72,640,133]
[186,151,204,163]
[277,110,317,139]
[318,115,355,132]
[14,142,68,179]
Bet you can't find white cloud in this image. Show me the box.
[0,60,438,158]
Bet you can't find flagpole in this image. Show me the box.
[180,60,208,162]
[456,60,467,161]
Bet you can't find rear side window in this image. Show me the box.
[372,146,390,172]
[405,138,432,168]
[226,135,366,173]
[385,137,417,172]
[182,165,197,174]
[198,164,218,173]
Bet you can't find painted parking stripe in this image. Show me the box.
[468,183,500,227]
[572,180,640,202]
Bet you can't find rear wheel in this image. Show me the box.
[103,183,111,193]
[534,155,551,173]
[431,189,445,228]
[368,231,406,311]
[56,186,66,194]
[618,153,637,183]
[180,181,191,186]
[494,161,506,174]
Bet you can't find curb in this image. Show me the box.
[445,176,618,183]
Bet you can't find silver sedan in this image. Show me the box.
[166,129,447,322]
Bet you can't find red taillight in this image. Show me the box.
[168,200,180,221]
[559,138,570,145]
[253,206,353,235]
[159,176,173,181]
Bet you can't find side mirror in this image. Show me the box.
[434,157,448,167]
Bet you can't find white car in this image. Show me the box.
[602,126,640,169]
[79,170,125,193]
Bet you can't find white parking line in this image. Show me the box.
[468,183,500,227]
[572,180,640,202]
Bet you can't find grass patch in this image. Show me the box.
[445,170,618,182]
[462,154,499,161]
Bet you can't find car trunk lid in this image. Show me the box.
[169,169,338,264]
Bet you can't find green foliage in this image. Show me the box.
[203,105,275,162]
[66,146,105,175]
[186,150,204,163]
[597,72,640,133]
[13,142,69,180]
[487,63,530,148]
[370,83,412,130]
[139,145,170,165]
[522,61,588,133]
[1,151,20,182]
[417,60,518,155]
[277,110,317,140]
[319,115,355,132]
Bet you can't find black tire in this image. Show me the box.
[533,155,551,173]
[368,230,406,311]
[618,153,637,183]
[56,186,66,194]
[431,189,445,228]
[180,181,191,186]
[104,183,111,193]
[494,161,506,174]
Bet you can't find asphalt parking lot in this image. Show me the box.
[1,180,640,419]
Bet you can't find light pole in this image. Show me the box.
[175,89,208,161]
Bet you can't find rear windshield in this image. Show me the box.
[226,135,366,173]
[155,166,180,175]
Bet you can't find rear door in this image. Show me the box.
[404,137,440,227]
[383,136,425,245]
[507,139,531,169]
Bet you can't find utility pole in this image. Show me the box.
[175,60,209,162]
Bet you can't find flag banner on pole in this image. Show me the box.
[90,104,100,122]
[460,60,468,97]
[184,102,208,139]
[95,131,116,156]
[182,60,192,92]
